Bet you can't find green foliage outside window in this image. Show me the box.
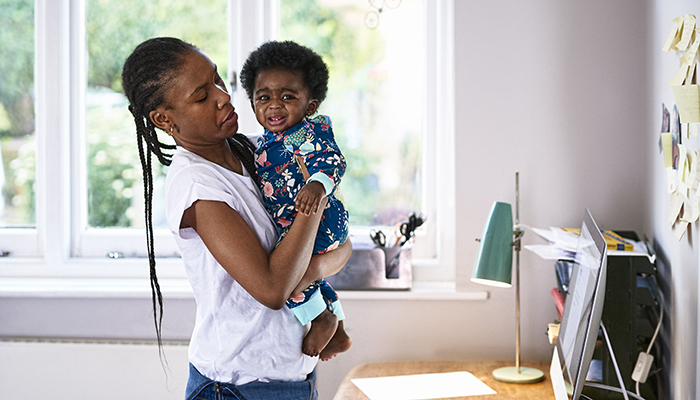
[0,0,35,226]
[0,0,421,229]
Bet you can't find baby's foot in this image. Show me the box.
[302,310,338,358]
[320,320,352,361]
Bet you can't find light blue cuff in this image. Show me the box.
[290,289,327,326]
[330,300,345,321]
[307,172,334,196]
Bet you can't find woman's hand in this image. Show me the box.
[290,239,353,297]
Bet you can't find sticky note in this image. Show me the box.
[680,198,693,221]
[680,29,700,65]
[669,64,690,86]
[675,220,689,240]
[694,151,700,190]
[668,191,684,223]
[691,195,700,223]
[678,144,690,196]
[663,16,684,52]
[661,132,674,167]
[676,14,696,51]
[672,85,700,123]
[668,168,678,193]
[687,150,698,190]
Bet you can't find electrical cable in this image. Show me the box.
[584,382,646,400]
[600,321,631,400]
[634,289,664,397]
[646,302,664,353]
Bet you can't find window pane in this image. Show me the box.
[278,0,424,226]
[0,0,35,227]
[85,0,227,228]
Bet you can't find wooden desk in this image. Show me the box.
[333,360,555,400]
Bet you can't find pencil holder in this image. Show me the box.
[325,246,412,290]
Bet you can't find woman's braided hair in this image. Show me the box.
[121,37,257,349]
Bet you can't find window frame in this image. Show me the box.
[231,0,456,281]
[0,0,455,285]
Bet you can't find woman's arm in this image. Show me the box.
[181,197,327,310]
[290,239,353,296]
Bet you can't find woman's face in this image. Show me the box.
[151,50,238,148]
[251,68,318,133]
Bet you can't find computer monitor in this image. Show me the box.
[551,209,608,400]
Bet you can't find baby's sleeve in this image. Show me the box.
[304,117,347,195]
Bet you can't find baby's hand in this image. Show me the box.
[295,181,326,216]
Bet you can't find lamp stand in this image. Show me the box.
[493,172,545,384]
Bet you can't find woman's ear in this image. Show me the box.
[149,108,171,132]
[306,100,319,116]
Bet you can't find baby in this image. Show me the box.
[240,40,351,361]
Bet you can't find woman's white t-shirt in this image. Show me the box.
[165,145,317,385]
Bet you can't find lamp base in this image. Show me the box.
[492,366,545,384]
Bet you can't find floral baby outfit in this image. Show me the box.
[255,115,348,325]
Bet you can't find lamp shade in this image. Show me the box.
[471,201,513,288]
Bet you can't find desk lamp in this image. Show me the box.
[471,172,545,384]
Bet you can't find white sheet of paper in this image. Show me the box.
[351,371,496,400]
[525,244,575,261]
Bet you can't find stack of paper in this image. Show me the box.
[524,227,654,262]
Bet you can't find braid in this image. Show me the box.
[122,37,196,352]
[229,134,258,180]
[136,123,163,352]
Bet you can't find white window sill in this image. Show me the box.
[0,253,483,301]
[0,276,488,301]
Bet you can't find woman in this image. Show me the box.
[121,37,351,400]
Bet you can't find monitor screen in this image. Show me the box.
[551,209,607,400]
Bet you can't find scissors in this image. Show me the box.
[396,212,426,246]
[370,229,387,248]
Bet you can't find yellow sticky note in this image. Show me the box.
[677,14,696,51]
[672,85,700,123]
[680,29,700,65]
[687,150,699,190]
[678,144,690,196]
[668,167,678,193]
[668,190,684,223]
[675,220,689,240]
[663,16,684,51]
[661,132,674,168]
[669,63,690,86]
[691,195,700,223]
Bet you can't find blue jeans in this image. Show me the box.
[185,363,318,400]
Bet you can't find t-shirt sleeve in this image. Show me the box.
[166,165,242,239]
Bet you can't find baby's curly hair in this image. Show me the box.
[240,40,329,104]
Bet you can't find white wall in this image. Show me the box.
[454,0,651,352]
[0,341,190,400]
[8,1,700,400]
[649,1,700,400]
[325,0,653,397]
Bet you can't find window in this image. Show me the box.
[78,0,227,257]
[232,0,456,280]
[0,0,36,256]
[0,0,454,283]
[276,0,424,227]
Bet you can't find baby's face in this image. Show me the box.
[251,68,317,133]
